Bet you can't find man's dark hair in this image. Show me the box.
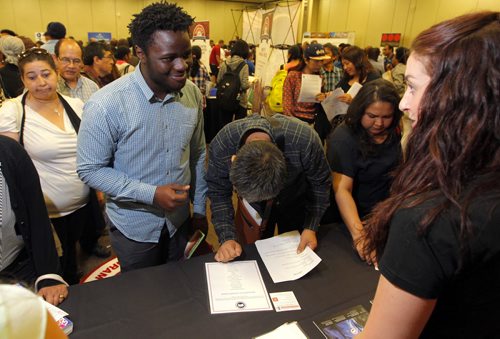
[395,46,409,64]
[323,43,339,57]
[114,46,131,60]
[367,47,380,61]
[230,141,287,203]
[128,2,194,53]
[54,38,83,58]
[83,42,109,65]
[230,39,249,59]
[1,29,17,36]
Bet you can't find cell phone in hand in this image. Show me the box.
[183,229,206,259]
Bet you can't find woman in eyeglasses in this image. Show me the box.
[0,48,102,285]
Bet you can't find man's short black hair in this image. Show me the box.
[1,29,17,36]
[83,42,109,66]
[128,1,194,53]
[230,141,287,203]
[114,46,131,60]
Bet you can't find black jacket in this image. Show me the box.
[0,135,62,288]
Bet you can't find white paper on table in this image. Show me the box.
[269,291,301,312]
[255,230,322,283]
[254,321,308,339]
[43,300,69,322]
[347,81,363,98]
[321,87,349,121]
[205,260,273,314]
[298,74,322,103]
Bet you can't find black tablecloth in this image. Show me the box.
[61,225,379,338]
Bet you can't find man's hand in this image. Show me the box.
[38,284,68,306]
[215,240,242,262]
[154,184,190,211]
[297,229,317,253]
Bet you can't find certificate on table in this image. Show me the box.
[255,231,322,283]
[206,260,273,314]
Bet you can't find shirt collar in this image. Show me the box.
[132,63,183,105]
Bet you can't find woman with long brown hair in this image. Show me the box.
[357,12,499,338]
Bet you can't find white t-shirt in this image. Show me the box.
[0,94,89,218]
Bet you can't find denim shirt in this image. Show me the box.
[77,66,207,242]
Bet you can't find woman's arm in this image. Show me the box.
[332,172,365,255]
[356,275,436,339]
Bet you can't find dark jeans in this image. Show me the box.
[51,204,89,285]
[109,219,189,273]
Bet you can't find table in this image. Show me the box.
[61,225,380,338]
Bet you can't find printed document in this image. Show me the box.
[206,260,273,314]
[298,74,322,102]
[255,231,322,283]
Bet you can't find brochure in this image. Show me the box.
[313,305,369,339]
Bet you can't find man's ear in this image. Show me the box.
[135,45,146,63]
[93,55,100,65]
[231,155,236,163]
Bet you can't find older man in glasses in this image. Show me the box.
[55,38,110,260]
[55,39,99,103]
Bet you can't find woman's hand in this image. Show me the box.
[38,284,68,306]
[353,232,377,266]
[315,92,327,102]
[337,93,353,104]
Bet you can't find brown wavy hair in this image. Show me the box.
[362,11,500,262]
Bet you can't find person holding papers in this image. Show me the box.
[207,113,331,263]
[357,11,499,338]
[327,79,402,259]
[335,46,380,105]
[282,43,332,141]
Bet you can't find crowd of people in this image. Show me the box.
[0,2,498,337]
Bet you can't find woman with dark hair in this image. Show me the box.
[0,48,105,285]
[216,39,250,124]
[281,44,302,70]
[326,79,402,256]
[283,43,332,141]
[357,12,499,338]
[336,46,380,104]
[189,45,210,108]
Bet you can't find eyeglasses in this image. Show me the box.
[59,57,82,65]
[19,48,49,61]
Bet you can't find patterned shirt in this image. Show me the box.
[57,76,99,103]
[189,62,210,97]
[320,66,343,92]
[77,66,207,243]
[283,71,319,122]
[207,113,331,243]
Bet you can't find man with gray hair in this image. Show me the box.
[207,113,331,262]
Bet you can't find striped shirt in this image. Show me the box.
[57,76,100,103]
[207,113,331,243]
[189,63,210,97]
[77,66,207,243]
